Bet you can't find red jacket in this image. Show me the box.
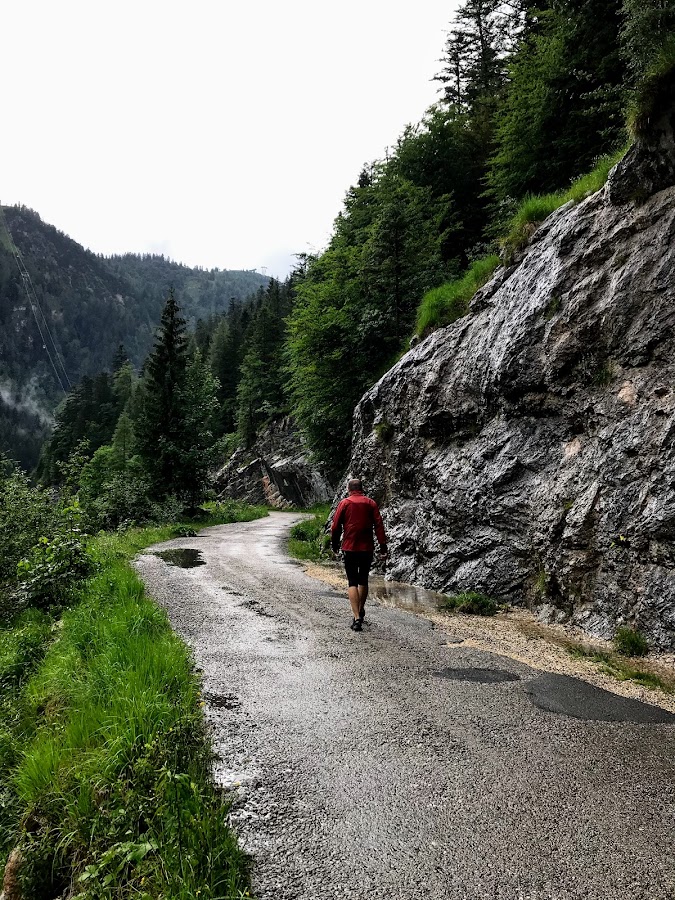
[331,491,387,553]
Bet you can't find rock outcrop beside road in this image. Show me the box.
[215,418,333,509]
[350,88,675,648]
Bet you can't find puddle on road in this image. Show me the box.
[435,667,520,684]
[154,548,205,568]
[370,576,448,615]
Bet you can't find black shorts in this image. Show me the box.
[343,551,373,587]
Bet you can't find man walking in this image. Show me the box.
[331,477,388,632]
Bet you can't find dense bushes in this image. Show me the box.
[0,465,92,622]
[288,506,332,561]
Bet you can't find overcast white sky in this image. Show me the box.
[3,1,459,278]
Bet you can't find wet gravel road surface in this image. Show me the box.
[135,513,675,900]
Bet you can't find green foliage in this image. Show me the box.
[135,288,189,493]
[208,317,241,436]
[621,0,675,87]
[286,166,452,475]
[288,506,332,562]
[488,0,626,206]
[0,466,61,589]
[441,591,499,616]
[501,148,627,258]
[16,502,93,612]
[132,292,221,503]
[416,256,500,336]
[236,280,293,445]
[613,625,650,657]
[38,373,129,485]
[569,643,670,691]
[201,499,269,525]
[627,38,675,137]
[1,525,258,897]
[0,609,53,866]
[180,350,220,501]
[0,609,52,694]
[501,191,566,257]
[374,420,395,443]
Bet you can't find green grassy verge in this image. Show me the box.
[0,503,266,899]
[287,505,332,562]
[568,643,674,694]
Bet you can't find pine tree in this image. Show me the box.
[209,316,242,436]
[136,287,189,496]
[235,279,291,445]
[112,344,130,373]
[111,411,136,469]
[621,0,675,83]
[488,0,626,205]
[180,350,219,503]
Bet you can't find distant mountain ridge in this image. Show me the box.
[0,204,269,468]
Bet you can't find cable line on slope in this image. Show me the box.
[0,205,72,395]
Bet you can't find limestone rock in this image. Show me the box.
[215,418,333,509]
[349,95,675,649]
[2,848,22,900]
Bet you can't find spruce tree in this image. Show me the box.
[180,350,219,503]
[136,287,189,496]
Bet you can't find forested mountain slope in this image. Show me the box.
[0,205,268,468]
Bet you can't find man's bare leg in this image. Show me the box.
[348,586,361,621]
[358,583,368,620]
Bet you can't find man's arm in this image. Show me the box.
[331,501,345,553]
[372,501,387,555]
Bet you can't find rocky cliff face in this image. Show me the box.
[349,89,675,648]
[215,419,333,509]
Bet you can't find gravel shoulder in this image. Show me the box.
[135,513,675,900]
[305,562,675,713]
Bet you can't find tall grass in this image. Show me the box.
[501,147,627,259]
[416,256,500,337]
[288,505,332,561]
[413,147,628,338]
[0,511,266,899]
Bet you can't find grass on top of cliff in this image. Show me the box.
[416,256,500,338]
[414,147,630,339]
[627,38,675,138]
[288,504,332,561]
[501,146,628,260]
[0,508,266,900]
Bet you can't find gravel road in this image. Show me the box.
[135,513,675,900]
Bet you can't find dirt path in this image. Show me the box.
[135,513,675,900]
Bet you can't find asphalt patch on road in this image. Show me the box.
[524,673,675,723]
[435,667,520,684]
[154,548,205,568]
